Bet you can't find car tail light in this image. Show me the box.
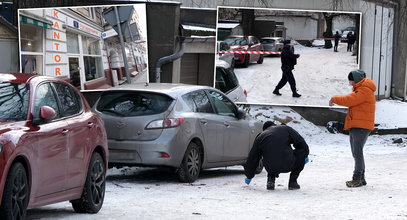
[160,152,170,158]
[146,118,184,129]
[244,89,248,97]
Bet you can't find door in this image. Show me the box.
[32,82,69,197]
[69,57,81,89]
[207,90,249,162]
[248,37,260,61]
[52,82,91,189]
[180,54,199,84]
[371,5,393,99]
[183,90,224,163]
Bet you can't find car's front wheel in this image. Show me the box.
[71,152,106,213]
[176,142,202,183]
[0,162,29,220]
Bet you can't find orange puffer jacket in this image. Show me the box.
[331,78,376,130]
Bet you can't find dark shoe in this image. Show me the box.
[292,93,301,98]
[288,181,300,190]
[267,177,275,190]
[273,89,282,96]
[346,177,364,187]
[288,174,300,190]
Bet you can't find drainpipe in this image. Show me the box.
[155,36,185,83]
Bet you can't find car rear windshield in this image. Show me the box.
[224,37,248,46]
[216,68,239,94]
[0,82,30,121]
[96,91,174,117]
[261,39,276,44]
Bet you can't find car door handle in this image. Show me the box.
[200,120,207,125]
[224,122,230,128]
[62,129,69,135]
[87,122,94,128]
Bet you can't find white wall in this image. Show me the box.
[272,16,318,39]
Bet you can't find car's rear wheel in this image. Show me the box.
[71,152,106,213]
[257,54,264,64]
[176,142,202,183]
[243,54,250,68]
[0,162,29,220]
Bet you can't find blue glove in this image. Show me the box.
[245,178,252,185]
[304,157,310,164]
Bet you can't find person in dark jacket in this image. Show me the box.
[347,32,355,52]
[244,121,310,190]
[334,31,341,52]
[273,40,301,97]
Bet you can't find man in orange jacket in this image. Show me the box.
[329,69,376,187]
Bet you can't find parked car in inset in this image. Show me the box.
[215,59,247,103]
[93,83,263,183]
[261,37,284,55]
[216,41,235,69]
[0,73,108,219]
[224,35,264,67]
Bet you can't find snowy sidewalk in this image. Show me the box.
[25,105,407,220]
[234,43,358,107]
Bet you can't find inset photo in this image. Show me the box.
[216,7,361,107]
[18,4,148,90]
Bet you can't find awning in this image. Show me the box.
[19,13,52,29]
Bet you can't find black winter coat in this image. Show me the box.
[281,46,299,71]
[334,33,341,43]
[244,125,309,179]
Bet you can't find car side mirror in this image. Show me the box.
[237,108,246,120]
[32,106,56,125]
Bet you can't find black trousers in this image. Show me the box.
[275,67,297,93]
[334,41,339,51]
[267,149,307,178]
[347,43,353,51]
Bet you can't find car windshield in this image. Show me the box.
[96,91,174,117]
[224,37,248,46]
[261,39,276,44]
[0,82,30,121]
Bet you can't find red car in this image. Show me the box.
[0,73,108,219]
[224,35,264,67]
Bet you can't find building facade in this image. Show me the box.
[19,5,148,90]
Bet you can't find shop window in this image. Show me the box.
[20,23,43,52]
[84,56,103,81]
[21,55,43,75]
[67,32,79,54]
[82,36,100,55]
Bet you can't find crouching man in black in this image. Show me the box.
[244,121,309,190]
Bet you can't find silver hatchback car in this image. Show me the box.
[93,83,262,182]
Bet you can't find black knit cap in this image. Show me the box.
[283,40,291,45]
[263,121,276,130]
[348,72,354,81]
[348,69,366,83]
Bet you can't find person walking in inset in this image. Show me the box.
[334,31,341,52]
[347,32,355,52]
[329,69,376,187]
[273,40,301,98]
[244,121,310,190]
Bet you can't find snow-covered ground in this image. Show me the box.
[235,42,358,107]
[25,105,407,220]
